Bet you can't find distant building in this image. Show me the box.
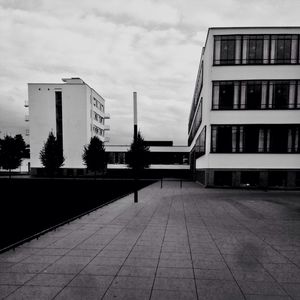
[106,144,189,170]
[28,78,110,175]
[189,27,300,188]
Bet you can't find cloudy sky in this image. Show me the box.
[0,0,299,144]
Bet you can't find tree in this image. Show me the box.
[0,135,25,178]
[82,136,106,178]
[14,134,27,158]
[127,131,150,173]
[40,132,65,176]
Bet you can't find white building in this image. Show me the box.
[188,27,300,188]
[28,78,110,175]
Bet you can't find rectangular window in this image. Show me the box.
[244,126,259,152]
[274,35,292,64]
[270,126,289,153]
[214,171,232,186]
[219,82,234,109]
[246,82,262,109]
[273,81,290,109]
[220,36,236,65]
[241,171,260,186]
[269,171,287,187]
[215,126,232,153]
[247,36,264,64]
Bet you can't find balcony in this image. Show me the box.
[25,129,29,136]
[24,100,28,107]
[104,125,110,130]
[25,115,29,122]
[104,113,110,119]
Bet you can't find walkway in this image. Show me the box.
[0,181,300,299]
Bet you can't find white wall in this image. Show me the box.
[29,84,57,168]
[29,83,89,169]
[62,84,88,168]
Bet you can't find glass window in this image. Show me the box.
[219,82,234,109]
[247,36,264,64]
[216,126,232,153]
[270,126,289,152]
[273,82,290,108]
[275,35,292,64]
[244,126,259,152]
[246,82,262,109]
[214,171,232,186]
[220,37,236,64]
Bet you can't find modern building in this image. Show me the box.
[106,144,189,178]
[28,78,110,175]
[188,27,300,188]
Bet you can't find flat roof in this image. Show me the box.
[209,26,300,30]
[28,80,106,102]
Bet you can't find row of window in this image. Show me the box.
[189,61,204,131]
[107,152,189,165]
[188,98,203,146]
[93,111,104,124]
[192,126,206,159]
[213,171,300,187]
[92,125,104,136]
[214,34,300,65]
[211,124,300,153]
[93,97,104,112]
[212,80,300,110]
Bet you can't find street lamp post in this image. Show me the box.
[133,92,138,203]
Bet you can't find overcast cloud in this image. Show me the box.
[0,0,299,144]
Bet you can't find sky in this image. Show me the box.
[0,0,299,145]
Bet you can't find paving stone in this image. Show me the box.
[5,286,62,300]
[8,263,50,273]
[118,265,156,277]
[68,274,113,288]
[0,285,21,299]
[156,267,194,279]
[196,279,244,300]
[150,289,197,300]
[194,268,234,280]
[55,286,105,300]
[103,288,151,300]
[238,280,287,296]
[158,258,193,268]
[43,263,85,274]
[111,276,154,290]
[25,273,75,286]
[80,265,120,276]
[0,272,35,285]
[153,277,196,291]
[124,257,158,268]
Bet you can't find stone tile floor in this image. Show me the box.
[0,181,300,299]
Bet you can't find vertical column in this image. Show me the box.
[55,91,63,154]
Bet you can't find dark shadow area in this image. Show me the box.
[0,178,155,250]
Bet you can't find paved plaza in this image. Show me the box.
[0,181,300,299]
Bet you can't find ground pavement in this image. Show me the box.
[0,181,300,299]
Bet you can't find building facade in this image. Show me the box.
[28,78,110,175]
[188,27,300,188]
